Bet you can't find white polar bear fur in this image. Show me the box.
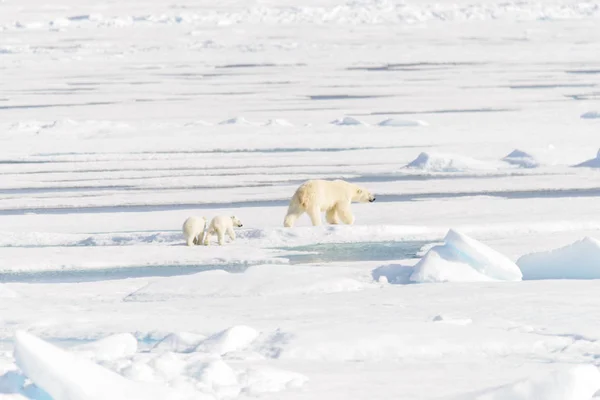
[203,215,243,246]
[283,179,376,228]
[182,216,207,246]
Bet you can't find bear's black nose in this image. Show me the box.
[370,197,376,202]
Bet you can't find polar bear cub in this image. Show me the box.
[182,216,207,246]
[283,179,375,228]
[203,215,243,246]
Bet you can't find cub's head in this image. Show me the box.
[353,186,376,203]
[231,216,243,227]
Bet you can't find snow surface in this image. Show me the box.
[0,285,18,299]
[464,365,600,400]
[410,230,523,283]
[2,0,600,398]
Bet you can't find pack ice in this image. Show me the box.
[518,237,600,280]
[13,331,194,400]
[410,230,523,283]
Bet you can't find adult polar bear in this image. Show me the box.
[283,179,376,227]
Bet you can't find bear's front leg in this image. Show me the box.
[203,229,212,246]
[284,203,303,228]
[306,205,322,226]
[336,202,355,225]
[326,208,340,224]
[227,227,236,242]
[217,229,225,245]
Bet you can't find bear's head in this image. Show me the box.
[231,216,243,227]
[353,186,376,203]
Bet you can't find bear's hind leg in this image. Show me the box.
[325,208,340,225]
[336,202,355,225]
[186,236,195,246]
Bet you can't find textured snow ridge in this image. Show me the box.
[152,332,207,353]
[410,229,523,283]
[517,237,600,280]
[405,152,503,172]
[6,2,600,30]
[465,365,600,400]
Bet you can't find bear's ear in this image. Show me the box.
[357,188,363,194]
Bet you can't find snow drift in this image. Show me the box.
[377,118,427,127]
[194,326,260,356]
[517,237,600,280]
[405,152,502,172]
[264,119,293,126]
[410,229,523,283]
[573,149,600,168]
[152,332,207,353]
[465,365,600,400]
[580,111,600,119]
[73,333,138,362]
[218,117,258,126]
[330,116,366,126]
[502,149,540,168]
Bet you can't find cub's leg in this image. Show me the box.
[203,228,214,246]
